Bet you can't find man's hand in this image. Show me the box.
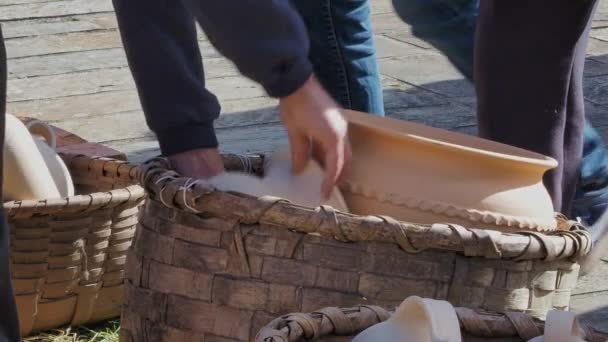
[168,147,225,179]
[279,75,352,198]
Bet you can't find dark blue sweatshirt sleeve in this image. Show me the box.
[112,0,312,156]
[182,0,313,98]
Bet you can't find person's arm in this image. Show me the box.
[113,0,313,155]
[182,0,313,99]
[113,0,350,193]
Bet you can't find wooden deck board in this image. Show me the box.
[1,0,607,330]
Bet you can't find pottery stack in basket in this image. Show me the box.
[3,114,74,201]
[352,296,586,342]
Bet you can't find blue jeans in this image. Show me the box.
[298,0,608,223]
[290,0,385,116]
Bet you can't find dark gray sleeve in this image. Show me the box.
[183,0,313,98]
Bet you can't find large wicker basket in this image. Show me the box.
[121,154,592,342]
[256,305,608,342]
[5,154,145,337]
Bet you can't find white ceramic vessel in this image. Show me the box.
[3,114,61,200]
[25,119,74,198]
[527,310,586,342]
[353,296,461,342]
[3,115,74,201]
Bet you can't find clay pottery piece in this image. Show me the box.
[204,149,349,212]
[352,296,461,342]
[3,114,61,200]
[340,109,559,231]
[527,310,585,342]
[25,119,74,198]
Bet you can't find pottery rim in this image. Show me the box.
[343,110,558,171]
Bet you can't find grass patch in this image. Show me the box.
[22,320,119,342]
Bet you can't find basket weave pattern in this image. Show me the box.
[120,155,591,342]
[5,155,145,336]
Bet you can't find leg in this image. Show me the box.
[112,0,221,156]
[563,8,596,215]
[0,24,21,342]
[572,122,608,224]
[392,0,478,80]
[394,0,606,217]
[475,0,596,213]
[290,0,385,115]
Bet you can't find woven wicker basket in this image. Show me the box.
[121,154,592,342]
[256,305,608,342]
[5,154,145,337]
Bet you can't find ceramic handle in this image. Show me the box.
[25,119,56,149]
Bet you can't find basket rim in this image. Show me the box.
[255,304,607,342]
[4,153,144,218]
[139,154,592,262]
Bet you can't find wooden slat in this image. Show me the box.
[5,30,218,59]
[7,89,142,120]
[0,0,63,6]
[7,48,236,79]
[2,13,117,39]
[3,18,101,39]
[7,68,132,101]
[0,0,112,21]
[105,121,289,164]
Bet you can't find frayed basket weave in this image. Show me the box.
[121,154,591,342]
[4,154,145,337]
[256,305,608,342]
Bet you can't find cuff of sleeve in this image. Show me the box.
[264,56,313,98]
[155,122,218,156]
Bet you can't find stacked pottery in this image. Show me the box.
[340,110,559,232]
[352,296,461,342]
[528,311,586,342]
[353,296,587,342]
[204,148,349,212]
[3,114,73,200]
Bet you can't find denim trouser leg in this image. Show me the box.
[393,0,608,220]
[392,0,478,80]
[290,0,385,116]
[573,121,608,223]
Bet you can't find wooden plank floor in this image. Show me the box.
[2,0,608,333]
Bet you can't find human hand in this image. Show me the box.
[168,147,225,179]
[279,75,352,198]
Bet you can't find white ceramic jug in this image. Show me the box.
[527,311,586,342]
[4,114,61,200]
[25,119,74,198]
[353,296,461,342]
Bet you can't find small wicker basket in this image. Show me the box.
[121,154,592,342]
[256,305,608,342]
[5,154,145,337]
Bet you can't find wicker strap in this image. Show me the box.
[255,305,608,342]
[140,155,592,262]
